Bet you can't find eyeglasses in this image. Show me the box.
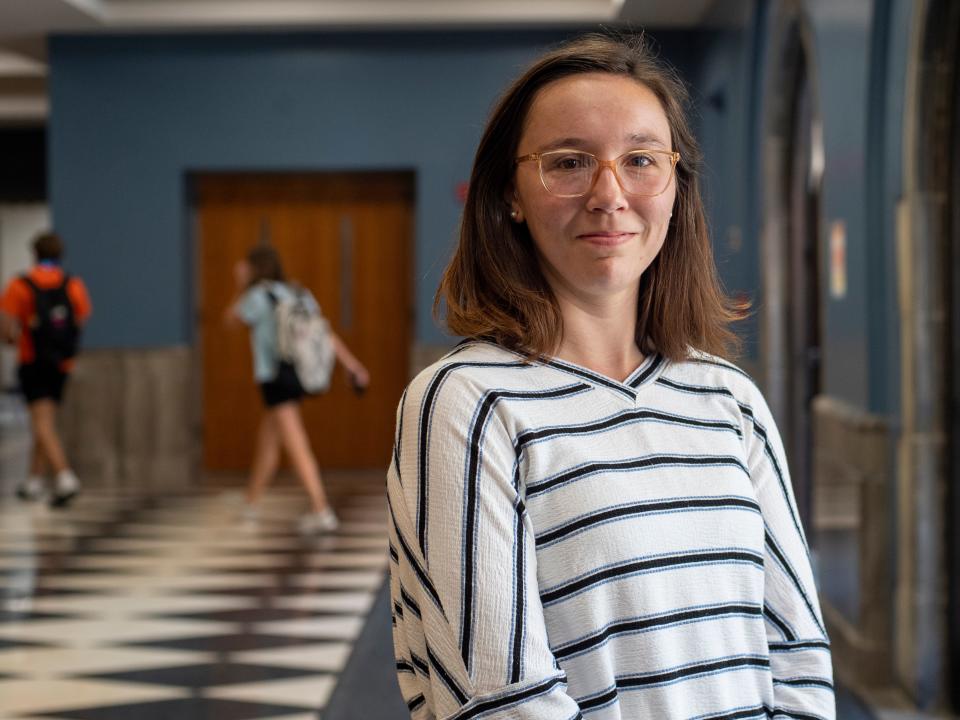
[515,148,680,198]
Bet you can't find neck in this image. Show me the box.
[551,285,644,382]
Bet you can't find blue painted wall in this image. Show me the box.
[865,0,908,419]
[48,31,697,350]
[804,0,875,410]
[690,19,761,364]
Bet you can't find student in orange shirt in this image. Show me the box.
[0,232,92,506]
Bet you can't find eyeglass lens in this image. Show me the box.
[539,150,672,197]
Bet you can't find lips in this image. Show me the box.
[577,231,635,246]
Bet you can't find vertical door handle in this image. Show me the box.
[340,215,353,330]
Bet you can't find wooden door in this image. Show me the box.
[197,173,413,471]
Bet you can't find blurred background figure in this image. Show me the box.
[0,231,91,507]
[225,244,369,535]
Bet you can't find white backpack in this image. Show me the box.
[271,283,336,394]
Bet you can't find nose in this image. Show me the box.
[586,164,627,213]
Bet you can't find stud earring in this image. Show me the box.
[510,210,519,220]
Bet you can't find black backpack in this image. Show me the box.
[21,274,80,369]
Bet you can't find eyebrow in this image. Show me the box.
[538,133,669,152]
[627,133,668,148]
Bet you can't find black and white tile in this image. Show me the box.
[0,474,389,720]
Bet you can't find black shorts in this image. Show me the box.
[259,361,306,408]
[18,363,69,405]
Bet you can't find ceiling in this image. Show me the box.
[0,0,724,124]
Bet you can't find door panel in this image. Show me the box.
[197,173,413,471]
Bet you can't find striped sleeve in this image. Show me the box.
[743,387,836,719]
[387,369,582,719]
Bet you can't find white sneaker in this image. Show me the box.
[50,470,80,508]
[16,476,46,502]
[298,508,339,535]
[239,502,260,532]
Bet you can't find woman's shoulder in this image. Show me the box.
[237,282,277,324]
[261,280,294,298]
[405,340,530,401]
[663,349,766,406]
[241,282,271,301]
[246,280,297,303]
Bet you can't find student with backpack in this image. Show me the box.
[225,245,369,535]
[0,232,92,507]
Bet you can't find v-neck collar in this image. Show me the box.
[461,340,668,401]
[543,352,666,401]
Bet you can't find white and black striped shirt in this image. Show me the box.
[387,341,834,719]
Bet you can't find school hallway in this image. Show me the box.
[3,0,960,717]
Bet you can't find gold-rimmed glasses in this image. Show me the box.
[515,148,680,198]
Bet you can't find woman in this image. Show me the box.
[227,245,369,535]
[387,35,834,718]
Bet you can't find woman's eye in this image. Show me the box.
[548,154,588,171]
[626,153,656,168]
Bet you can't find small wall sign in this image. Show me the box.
[829,220,847,299]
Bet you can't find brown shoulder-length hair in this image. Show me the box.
[246,245,286,287]
[436,32,748,362]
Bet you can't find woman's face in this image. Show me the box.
[512,73,677,304]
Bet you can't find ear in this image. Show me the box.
[504,183,523,223]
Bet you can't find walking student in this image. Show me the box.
[0,231,92,507]
[225,245,370,535]
[387,34,834,718]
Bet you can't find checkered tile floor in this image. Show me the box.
[0,479,389,720]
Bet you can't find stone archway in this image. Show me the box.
[897,0,960,708]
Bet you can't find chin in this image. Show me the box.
[580,269,642,296]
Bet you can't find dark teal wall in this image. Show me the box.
[865,0,908,418]
[692,0,907,414]
[690,21,761,362]
[806,1,874,410]
[782,0,904,414]
[48,31,697,349]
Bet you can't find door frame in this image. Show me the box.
[898,0,960,707]
[951,35,960,709]
[950,37,960,709]
[950,47,960,710]
[758,0,825,532]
